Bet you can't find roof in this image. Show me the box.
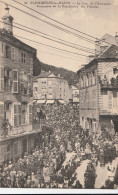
[0,29,36,54]
[77,45,118,75]
[33,71,64,80]
[38,72,52,78]
[97,44,118,59]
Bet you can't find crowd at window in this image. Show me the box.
[99,75,118,88]
[80,70,97,88]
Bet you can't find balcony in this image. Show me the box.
[0,123,41,141]
[101,83,118,90]
[99,76,118,90]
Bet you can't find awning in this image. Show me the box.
[46,100,55,104]
[58,100,65,104]
[37,100,46,104]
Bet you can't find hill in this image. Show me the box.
[33,58,79,84]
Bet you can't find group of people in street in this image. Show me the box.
[0,103,118,188]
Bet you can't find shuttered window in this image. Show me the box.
[0,102,4,132]
[0,67,4,92]
[11,47,15,60]
[21,103,27,125]
[29,105,32,125]
[14,104,21,127]
[6,45,11,59]
[12,69,18,93]
[21,52,26,63]
[108,91,113,109]
[28,74,32,95]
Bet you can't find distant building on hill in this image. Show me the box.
[33,70,72,104]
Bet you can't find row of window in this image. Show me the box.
[80,71,97,88]
[104,91,118,108]
[0,67,32,94]
[2,43,29,64]
[0,102,32,128]
[14,104,32,127]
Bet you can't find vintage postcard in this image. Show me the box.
[0,0,118,194]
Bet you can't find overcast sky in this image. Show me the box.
[0,0,118,72]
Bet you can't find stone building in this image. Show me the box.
[0,6,41,164]
[77,34,118,134]
[70,84,79,103]
[33,71,72,104]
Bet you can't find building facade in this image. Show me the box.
[0,6,41,164]
[33,71,72,103]
[71,84,79,103]
[77,35,118,135]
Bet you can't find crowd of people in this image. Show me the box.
[0,103,118,188]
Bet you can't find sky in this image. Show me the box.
[0,0,118,72]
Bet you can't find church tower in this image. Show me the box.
[2,4,14,34]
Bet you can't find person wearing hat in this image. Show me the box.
[57,172,64,188]
[43,164,50,184]
[8,161,13,169]
[25,175,32,188]
[49,162,55,183]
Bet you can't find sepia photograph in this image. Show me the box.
[0,0,118,193]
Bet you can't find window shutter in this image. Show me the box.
[3,43,6,57]
[14,104,18,127]
[11,47,15,60]
[12,69,18,93]
[18,104,21,127]
[29,105,32,125]
[0,67,4,92]
[108,91,113,110]
[0,102,4,133]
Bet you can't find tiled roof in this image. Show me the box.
[33,72,52,80]
[97,45,118,59]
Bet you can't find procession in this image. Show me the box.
[0,0,118,191]
[0,103,118,188]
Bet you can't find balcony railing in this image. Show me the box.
[101,83,118,89]
[0,123,41,141]
[98,75,118,89]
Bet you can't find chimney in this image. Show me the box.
[89,55,96,62]
[2,4,14,34]
[95,39,101,55]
